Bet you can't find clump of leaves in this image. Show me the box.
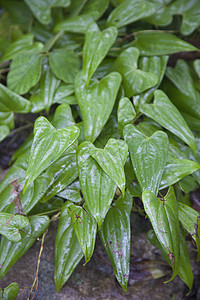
[0,0,200,297]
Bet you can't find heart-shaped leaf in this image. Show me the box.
[131,31,198,56]
[77,141,117,229]
[82,22,117,85]
[0,213,29,242]
[52,104,76,129]
[54,202,83,292]
[75,72,121,142]
[99,192,133,292]
[68,203,97,265]
[117,97,136,136]
[0,83,31,113]
[0,216,50,279]
[81,0,109,20]
[140,90,196,153]
[160,157,200,190]
[142,187,180,281]
[7,52,42,95]
[113,47,158,97]
[49,48,80,83]
[24,0,71,25]
[24,117,80,192]
[124,124,168,195]
[90,138,128,196]
[107,0,156,28]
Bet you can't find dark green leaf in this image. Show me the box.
[24,117,80,192]
[117,97,136,136]
[124,125,168,195]
[99,192,133,291]
[75,72,121,142]
[54,202,83,292]
[57,180,82,203]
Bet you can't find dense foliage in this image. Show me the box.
[0,0,200,298]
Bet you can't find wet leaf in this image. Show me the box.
[140,90,196,153]
[57,180,82,203]
[7,52,42,95]
[142,187,180,280]
[124,125,168,195]
[54,202,83,292]
[77,142,117,229]
[82,22,117,85]
[107,0,156,28]
[52,103,76,129]
[90,138,128,196]
[99,192,133,291]
[75,72,121,142]
[0,83,31,113]
[131,31,198,56]
[24,117,80,192]
[0,216,50,279]
[0,213,29,242]
[68,203,97,265]
[81,0,109,19]
[113,47,158,97]
[117,97,136,136]
[49,48,80,83]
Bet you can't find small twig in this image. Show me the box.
[28,229,48,300]
[8,123,33,137]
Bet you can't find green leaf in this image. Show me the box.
[178,202,200,260]
[24,0,71,25]
[58,181,82,204]
[0,125,9,142]
[90,138,128,196]
[82,22,117,86]
[54,14,97,34]
[77,142,117,228]
[24,117,80,192]
[95,115,120,148]
[113,47,158,97]
[68,203,97,265]
[0,213,29,242]
[54,202,83,292]
[142,187,180,280]
[99,192,133,291]
[0,83,31,113]
[29,196,64,216]
[41,143,78,202]
[81,0,109,20]
[124,125,168,195]
[53,83,75,104]
[179,175,198,193]
[52,103,75,129]
[1,282,19,300]
[7,52,42,94]
[117,97,136,136]
[160,157,200,190]
[194,59,200,78]
[131,30,198,56]
[0,216,50,279]
[145,0,173,27]
[75,72,121,142]
[49,48,80,83]
[107,0,156,28]
[0,112,14,129]
[140,90,196,153]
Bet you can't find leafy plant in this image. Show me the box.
[0,0,200,297]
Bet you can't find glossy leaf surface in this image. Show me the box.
[160,157,200,190]
[68,203,97,265]
[82,22,117,85]
[1,282,19,300]
[77,142,117,228]
[0,83,31,113]
[0,213,29,242]
[99,192,133,291]
[49,48,80,83]
[52,103,75,129]
[140,90,196,152]
[7,52,42,94]
[81,0,109,19]
[107,0,156,28]
[117,97,136,136]
[24,117,80,192]
[113,47,158,97]
[142,187,180,280]
[75,72,121,142]
[90,138,128,196]
[132,31,198,56]
[124,125,168,195]
[54,202,83,292]
[0,216,50,279]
